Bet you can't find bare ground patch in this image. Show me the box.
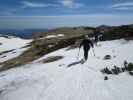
[40,56,63,64]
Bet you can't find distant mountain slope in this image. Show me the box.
[32,27,95,39]
[32,24,133,40]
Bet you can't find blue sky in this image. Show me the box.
[0,0,133,29]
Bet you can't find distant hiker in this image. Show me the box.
[94,30,99,45]
[94,29,103,45]
[79,35,94,62]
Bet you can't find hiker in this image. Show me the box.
[94,29,103,45]
[94,29,99,45]
[79,35,94,61]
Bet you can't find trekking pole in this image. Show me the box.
[92,48,96,56]
[77,48,80,59]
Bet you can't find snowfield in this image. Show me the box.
[0,39,133,100]
[0,47,29,63]
[45,34,64,39]
[0,37,32,52]
[0,37,32,63]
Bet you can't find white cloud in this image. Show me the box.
[21,1,84,9]
[22,1,58,8]
[114,7,133,10]
[112,2,133,8]
[60,0,73,7]
[59,0,84,8]
[111,2,133,10]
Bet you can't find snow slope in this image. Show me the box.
[45,34,64,39]
[0,37,32,52]
[0,39,133,100]
[0,47,29,63]
[0,37,32,63]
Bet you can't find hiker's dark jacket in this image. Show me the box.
[80,39,94,60]
[80,39,94,50]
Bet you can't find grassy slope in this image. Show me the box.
[0,27,94,71]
